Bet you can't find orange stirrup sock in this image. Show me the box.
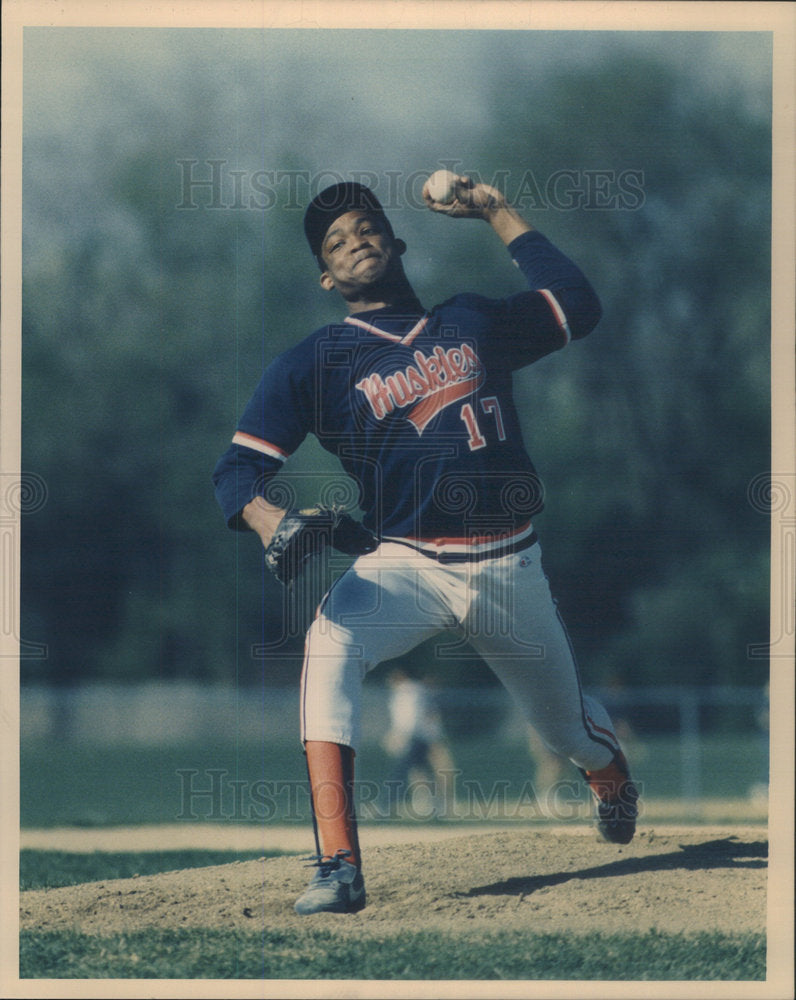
[304,741,361,869]
[584,751,630,802]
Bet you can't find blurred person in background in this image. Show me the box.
[381,668,455,817]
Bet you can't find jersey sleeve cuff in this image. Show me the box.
[212,441,284,530]
[231,431,291,462]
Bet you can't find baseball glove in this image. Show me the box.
[264,505,378,586]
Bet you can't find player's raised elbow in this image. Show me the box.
[562,284,602,341]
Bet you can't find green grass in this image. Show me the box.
[19,927,766,980]
[19,849,296,891]
[20,733,768,828]
[20,738,307,827]
[18,850,766,981]
[16,719,769,981]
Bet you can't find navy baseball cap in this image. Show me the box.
[304,181,394,264]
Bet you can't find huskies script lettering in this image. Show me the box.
[356,344,486,434]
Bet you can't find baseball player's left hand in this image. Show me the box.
[422,175,507,219]
[264,505,378,586]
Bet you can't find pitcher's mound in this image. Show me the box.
[20,828,767,937]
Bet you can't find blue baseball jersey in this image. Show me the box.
[213,230,601,548]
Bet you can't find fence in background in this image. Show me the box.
[21,681,769,813]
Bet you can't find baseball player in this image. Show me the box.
[213,174,638,915]
[382,668,455,816]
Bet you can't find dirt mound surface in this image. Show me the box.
[20,829,767,937]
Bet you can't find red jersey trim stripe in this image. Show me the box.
[344,313,430,345]
[384,520,535,555]
[584,712,620,751]
[538,289,572,345]
[400,315,429,345]
[344,316,403,342]
[231,431,289,461]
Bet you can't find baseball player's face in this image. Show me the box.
[319,211,403,299]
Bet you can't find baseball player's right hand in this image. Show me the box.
[264,505,378,587]
[423,175,533,246]
[422,175,507,218]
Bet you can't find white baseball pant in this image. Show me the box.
[299,539,620,771]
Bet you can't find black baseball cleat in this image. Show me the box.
[582,751,638,845]
[294,851,366,915]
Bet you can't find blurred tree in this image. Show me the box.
[482,51,771,688]
[20,40,770,694]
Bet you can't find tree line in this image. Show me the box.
[21,41,771,695]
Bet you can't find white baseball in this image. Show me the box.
[426,169,458,204]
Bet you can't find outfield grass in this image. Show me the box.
[20,733,768,827]
[19,926,766,980]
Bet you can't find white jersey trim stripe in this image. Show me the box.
[538,288,572,345]
[232,431,289,461]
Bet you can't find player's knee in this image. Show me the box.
[307,616,359,658]
[306,616,379,678]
